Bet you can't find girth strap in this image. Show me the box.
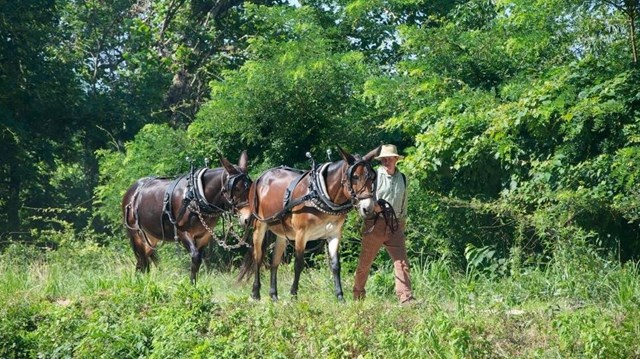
[162,174,190,240]
[163,175,190,224]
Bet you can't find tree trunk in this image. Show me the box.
[628,3,638,64]
[7,162,21,233]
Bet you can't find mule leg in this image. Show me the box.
[181,234,201,285]
[251,223,268,300]
[191,249,204,285]
[290,235,306,298]
[136,254,150,273]
[269,236,287,301]
[191,231,214,285]
[327,237,344,301]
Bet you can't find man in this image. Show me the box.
[353,144,415,304]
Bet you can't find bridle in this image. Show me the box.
[342,159,376,204]
[221,172,252,211]
[193,170,253,250]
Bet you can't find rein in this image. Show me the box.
[364,199,399,234]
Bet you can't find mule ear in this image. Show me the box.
[238,150,248,173]
[218,152,239,175]
[363,145,382,162]
[337,145,355,165]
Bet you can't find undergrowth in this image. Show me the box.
[1,239,639,358]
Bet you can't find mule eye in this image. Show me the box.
[352,175,360,181]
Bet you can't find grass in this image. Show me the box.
[1,241,639,358]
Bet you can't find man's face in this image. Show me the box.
[380,156,398,168]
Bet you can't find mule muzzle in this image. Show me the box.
[236,206,253,226]
[356,197,375,218]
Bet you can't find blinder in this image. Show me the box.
[344,159,376,202]
[222,172,252,209]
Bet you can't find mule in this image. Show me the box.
[240,146,380,301]
[122,151,252,283]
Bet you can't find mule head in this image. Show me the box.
[337,145,381,218]
[219,151,252,226]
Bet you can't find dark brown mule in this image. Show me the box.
[240,146,380,301]
[122,151,252,283]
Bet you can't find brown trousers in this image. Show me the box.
[353,218,413,303]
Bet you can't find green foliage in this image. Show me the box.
[0,302,40,358]
[1,241,640,357]
[93,124,188,229]
[465,243,508,279]
[192,5,385,170]
[0,0,87,236]
[2,0,274,239]
[3,4,640,348]
[3,0,640,356]
[377,9,640,266]
[552,306,638,358]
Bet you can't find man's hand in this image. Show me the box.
[373,200,383,213]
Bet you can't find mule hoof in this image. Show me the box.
[270,294,279,301]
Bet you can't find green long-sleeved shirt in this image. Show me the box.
[375,167,408,221]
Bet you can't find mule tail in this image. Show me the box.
[237,230,274,282]
[129,234,159,272]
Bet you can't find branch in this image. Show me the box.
[95,125,122,152]
[198,0,245,20]
[158,0,187,54]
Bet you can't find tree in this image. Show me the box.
[360,0,640,264]
[191,4,386,170]
[597,0,639,64]
[120,0,286,127]
[0,0,82,237]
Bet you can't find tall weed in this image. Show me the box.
[1,239,639,358]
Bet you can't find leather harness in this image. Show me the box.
[253,158,376,225]
[162,166,250,240]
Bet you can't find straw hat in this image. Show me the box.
[376,144,404,159]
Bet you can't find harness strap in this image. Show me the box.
[283,171,311,210]
[163,175,187,225]
[124,177,161,249]
[253,160,370,223]
[192,168,226,214]
[254,170,313,225]
[124,178,149,231]
[162,166,233,241]
[162,174,190,241]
